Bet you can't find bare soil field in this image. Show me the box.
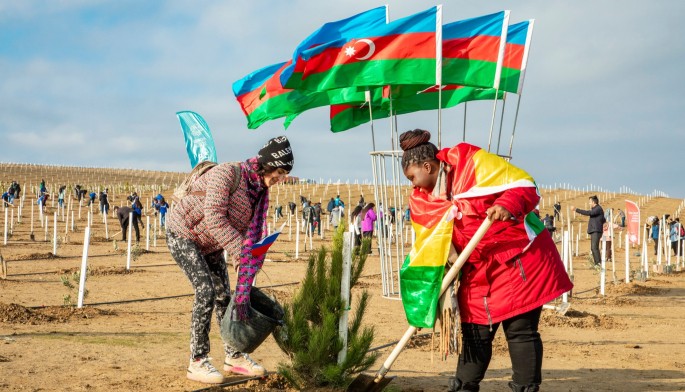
[1,164,685,391]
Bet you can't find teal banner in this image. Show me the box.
[176,111,218,168]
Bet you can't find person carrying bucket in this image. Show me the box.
[398,130,572,392]
[166,136,293,384]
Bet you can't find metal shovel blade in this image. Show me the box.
[347,373,395,392]
[557,302,571,316]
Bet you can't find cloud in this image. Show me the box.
[1,1,685,197]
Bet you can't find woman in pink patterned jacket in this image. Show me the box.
[166,136,293,385]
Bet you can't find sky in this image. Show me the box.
[2,1,685,198]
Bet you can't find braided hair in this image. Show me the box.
[399,129,438,169]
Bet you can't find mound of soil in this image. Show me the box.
[586,296,637,306]
[604,283,664,296]
[541,309,622,329]
[0,302,113,324]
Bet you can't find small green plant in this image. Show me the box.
[274,224,377,389]
[130,243,145,262]
[60,270,88,306]
[113,239,119,251]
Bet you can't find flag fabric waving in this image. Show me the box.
[500,20,535,94]
[625,200,640,245]
[400,199,454,328]
[442,10,510,89]
[330,85,502,133]
[295,6,442,92]
[251,223,286,257]
[436,142,543,245]
[176,111,218,168]
[233,62,372,129]
[233,61,329,129]
[281,6,388,89]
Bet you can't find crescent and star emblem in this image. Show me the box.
[343,39,376,60]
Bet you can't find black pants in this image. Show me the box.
[590,232,601,265]
[455,307,543,388]
[121,214,140,242]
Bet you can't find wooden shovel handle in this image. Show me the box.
[374,218,493,382]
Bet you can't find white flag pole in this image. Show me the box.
[486,10,510,152]
[507,19,535,158]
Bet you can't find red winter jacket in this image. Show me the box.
[439,144,573,325]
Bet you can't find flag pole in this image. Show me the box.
[486,92,500,152]
[487,10,510,152]
[507,19,535,158]
[365,90,377,151]
[462,103,467,142]
[495,93,508,155]
[507,94,524,158]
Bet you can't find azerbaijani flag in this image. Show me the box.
[329,85,502,133]
[251,223,286,257]
[233,62,372,129]
[500,20,534,94]
[437,142,543,245]
[387,84,502,114]
[233,61,328,129]
[281,6,388,89]
[442,10,509,89]
[295,6,442,92]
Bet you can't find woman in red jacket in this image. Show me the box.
[399,130,572,392]
[166,136,293,385]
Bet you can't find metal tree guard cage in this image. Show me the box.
[369,150,411,300]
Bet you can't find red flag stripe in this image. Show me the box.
[443,35,501,63]
[302,33,436,79]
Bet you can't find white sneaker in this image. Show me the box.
[187,357,224,384]
[224,353,266,376]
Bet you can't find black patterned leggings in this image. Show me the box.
[167,230,232,359]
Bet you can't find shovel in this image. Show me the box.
[542,302,571,316]
[347,218,493,392]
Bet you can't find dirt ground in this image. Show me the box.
[1,169,685,391]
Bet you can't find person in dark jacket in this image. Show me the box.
[326,197,335,222]
[571,195,605,266]
[312,202,322,235]
[99,189,110,215]
[114,205,140,242]
[74,185,83,202]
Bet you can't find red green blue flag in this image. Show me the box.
[233,62,371,129]
[330,85,502,133]
[293,6,442,92]
[500,20,535,94]
[281,6,388,89]
[442,10,509,89]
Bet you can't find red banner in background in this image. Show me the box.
[625,200,640,245]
